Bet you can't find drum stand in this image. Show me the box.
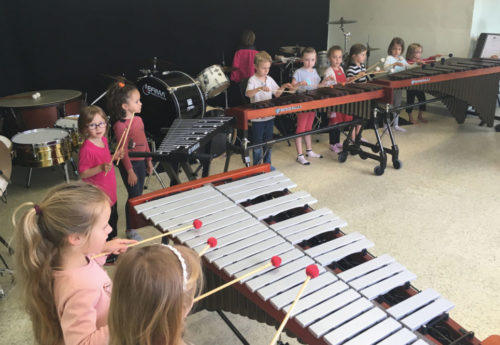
[144,140,167,190]
[25,162,70,188]
[0,235,14,298]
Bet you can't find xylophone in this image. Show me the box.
[371,57,500,127]
[129,165,499,345]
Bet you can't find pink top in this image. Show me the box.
[79,137,117,205]
[53,257,110,345]
[113,116,151,171]
[230,49,258,83]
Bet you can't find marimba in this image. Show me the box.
[129,165,499,345]
[371,57,500,127]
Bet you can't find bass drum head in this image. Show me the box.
[136,71,205,144]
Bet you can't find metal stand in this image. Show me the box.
[25,162,71,188]
[216,310,250,345]
[143,140,167,190]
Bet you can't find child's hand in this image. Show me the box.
[394,62,404,67]
[282,83,293,89]
[346,76,355,82]
[101,163,112,173]
[103,238,137,255]
[261,86,270,92]
[325,75,335,81]
[299,81,308,86]
[127,169,138,186]
[359,72,366,77]
[146,160,153,176]
[116,148,125,159]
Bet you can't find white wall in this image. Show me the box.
[469,0,500,55]
[328,0,475,64]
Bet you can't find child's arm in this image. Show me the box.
[113,123,138,187]
[274,83,293,98]
[80,164,112,179]
[246,85,270,98]
[291,77,307,87]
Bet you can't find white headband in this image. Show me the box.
[162,244,188,290]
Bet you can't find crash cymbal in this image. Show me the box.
[221,66,239,73]
[367,47,380,52]
[279,45,306,55]
[327,17,357,25]
[101,74,130,82]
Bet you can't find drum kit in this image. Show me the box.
[0,90,83,190]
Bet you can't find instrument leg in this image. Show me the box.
[70,157,79,177]
[180,161,196,181]
[216,310,251,345]
[161,161,182,186]
[26,168,32,188]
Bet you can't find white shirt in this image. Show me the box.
[246,75,279,121]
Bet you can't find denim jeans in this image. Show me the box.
[251,119,274,165]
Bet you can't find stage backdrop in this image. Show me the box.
[0,0,329,105]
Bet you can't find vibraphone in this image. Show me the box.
[371,57,500,127]
[129,165,500,345]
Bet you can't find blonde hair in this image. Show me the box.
[78,105,109,137]
[406,43,423,60]
[12,182,110,345]
[254,51,272,66]
[109,245,203,345]
[302,47,317,57]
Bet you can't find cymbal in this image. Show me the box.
[327,17,357,25]
[279,45,306,55]
[101,74,130,82]
[221,66,238,73]
[367,47,380,52]
[141,57,175,69]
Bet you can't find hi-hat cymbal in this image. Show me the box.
[327,17,357,25]
[279,45,306,55]
[221,66,239,73]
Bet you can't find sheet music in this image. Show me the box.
[480,34,500,59]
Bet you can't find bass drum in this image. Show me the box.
[136,71,205,144]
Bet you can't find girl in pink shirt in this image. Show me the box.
[108,82,153,241]
[109,244,203,345]
[13,182,135,345]
[78,105,121,240]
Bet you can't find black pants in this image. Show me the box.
[406,90,426,114]
[118,160,146,230]
[329,129,341,145]
[108,202,118,241]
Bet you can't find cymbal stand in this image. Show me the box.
[91,90,108,105]
[221,52,229,108]
[339,22,351,53]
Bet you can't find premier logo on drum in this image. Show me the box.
[142,84,166,100]
[275,105,302,114]
[411,78,431,85]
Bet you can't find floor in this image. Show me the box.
[1,108,499,345]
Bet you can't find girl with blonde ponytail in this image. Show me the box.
[13,182,136,345]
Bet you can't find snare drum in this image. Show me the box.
[197,65,230,98]
[136,71,205,143]
[55,116,82,150]
[316,51,330,77]
[12,128,72,167]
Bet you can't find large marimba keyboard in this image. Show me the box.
[371,57,500,127]
[129,165,499,345]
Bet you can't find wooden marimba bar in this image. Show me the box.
[130,166,499,345]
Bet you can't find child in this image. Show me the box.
[107,82,153,241]
[13,182,135,345]
[246,51,292,167]
[322,45,354,153]
[405,43,440,123]
[230,29,258,83]
[109,244,203,345]
[292,47,323,165]
[384,37,410,131]
[78,105,121,241]
[345,43,369,83]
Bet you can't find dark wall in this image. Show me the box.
[0,0,329,101]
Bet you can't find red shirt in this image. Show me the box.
[113,116,151,171]
[230,49,258,83]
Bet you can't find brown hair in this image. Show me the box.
[240,29,256,47]
[254,51,272,66]
[327,45,343,59]
[346,43,367,65]
[13,182,109,345]
[302,47,316,57]
[109,245,203,345]
[106,82,138,123]
[406,43,423,60]
[388,37,405,55]
[78,105,109,137]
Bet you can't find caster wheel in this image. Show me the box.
[374,166,384,176]
[393,159,402,169]
[359,153,367,160]
[338,152,348,163]
[371,146,380,153]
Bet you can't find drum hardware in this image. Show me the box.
[196,65,231,100]
[141,56,175,72]
[366,36,380,66]
[279,45,306,56]
[221,66,239,73]
[0,136,12,202]
[93,74,130,105]
[221,52,231,109]
[328,17,357,54]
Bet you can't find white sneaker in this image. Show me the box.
[306,150,323,158]
[333,143,343,153]
[126,229,143,241]
[296,155,310,165]
[394,126,407,132]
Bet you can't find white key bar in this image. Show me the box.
[177,210,250,242]
[250,195,318,220]
[225,180,297,203]
[361,270,417,300]
[222,240,292,274]
[296,289,361,328]
[323,307,387,345]
[387,288,440,320]
[286,281,349,317]
[350,262,405,291]
[276,212,339,238]
[184,217,257,247]
[216,170,284,193]
[203,226,271,262]
[287,218,348,244]
[245,256,313,292]
[401,298,454,331]
[305,232,364,258]
[270,207,333,231]
[376,328,417,345]
[315,239,375,266]
[413,340,433,345]
[257,265,326,301]
[338,254,395,282]
[245,190,313,213]
[222,173,290,197]
[134,185,214,213]
[343,317,402,345]
[270,272,337,310]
